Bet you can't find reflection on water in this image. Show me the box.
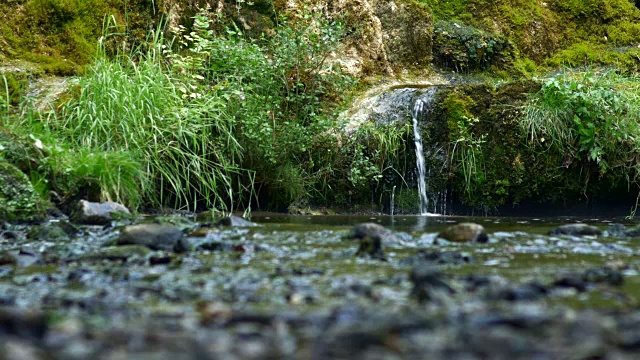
[250,213,637,234]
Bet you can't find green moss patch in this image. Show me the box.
[0,160,46,223]
[0,0,159,70]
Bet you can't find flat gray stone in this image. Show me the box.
[71,200,130,225]
[116,223,185,251]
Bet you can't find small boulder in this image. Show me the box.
[409,267,454,303]
[216,216,258,227]
[116,223,185,251]
[548,224,602,237]
[437,223,488,243]
[350,223,387,239]
[348,222,404,245]
[348,223,394,260]
[71,200,131,225]
[355,235,385,260]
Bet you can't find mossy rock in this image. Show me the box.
[0,0,159,68]
[0,161,46,223]
[433,20,515,72]
[428,79,635,212]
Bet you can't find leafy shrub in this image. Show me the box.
[522,69,640,175]
[168,10,355,209]
[30,9,357,212]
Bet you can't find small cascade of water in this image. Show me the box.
[391,185,396,216]
[412,99,429,215]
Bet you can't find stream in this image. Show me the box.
[1,214,640,359]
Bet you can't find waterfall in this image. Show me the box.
[391,185,396,216]
[412,100,429,215]
[411,89,437,215]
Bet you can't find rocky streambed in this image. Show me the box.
[2,213,640,359]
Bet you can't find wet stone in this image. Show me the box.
[487,282,548,302]
[27,221,79,242]
[355,234,385,260]
[0,308,48,340]
[553,273,588,292]
[86,245,152,261]
[0,250,39,268]
[0,253,16,266]
[1,230,18,241]
[437,222,488,243]
[149,254,172,265]
[116,224,185,251]
[549,223,602,237]
[153,216,199,233]
[349,223,397,260]
[67,269,94,282]
[216,216,258,227]
[583,267,624,286]
[400,249,473,266]
[409,267,455,303]
[14,250,40,267]
[606,223,629,237]
[624,225,640,238]
[71,200,131,225]
[348,222,401,245]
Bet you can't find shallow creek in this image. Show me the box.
[1,214,640,359]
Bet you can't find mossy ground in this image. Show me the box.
[0,0,159,74]
[419,0,640,73]
[428,79,639,213]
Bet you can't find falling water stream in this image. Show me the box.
[412,89,437,215]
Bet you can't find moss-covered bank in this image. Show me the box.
[419,0,640,72]
[423,78,639,214]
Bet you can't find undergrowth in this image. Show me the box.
[522,68,640,178]
[2,10,394,212]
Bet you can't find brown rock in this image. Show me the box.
[437,223,488,243]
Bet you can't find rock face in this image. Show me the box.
[437,223,488,243]
[71,200,130,225]
[371,0,433,67]
[115,224,185,251]
[0,161,46,223]
[549,224,602,237]
[275,0,433,75]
